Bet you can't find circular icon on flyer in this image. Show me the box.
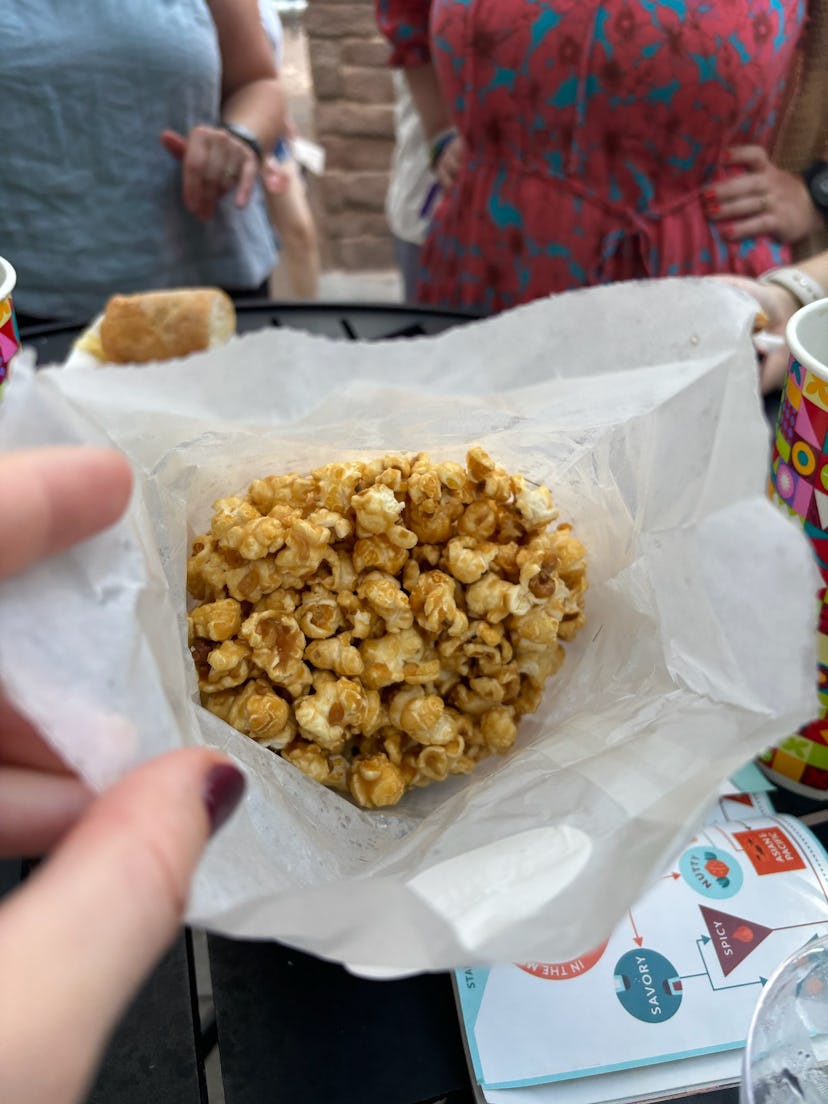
[517,940,609,981]
[614,948,682,1023]
[678,846,743,899]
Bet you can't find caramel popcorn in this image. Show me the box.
[187,449,587,808]
[188,597,243,643]
[349,753,406,809]
[205,678,292,747]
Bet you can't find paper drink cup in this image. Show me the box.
[763,299,828,797]
[0,257,20,390]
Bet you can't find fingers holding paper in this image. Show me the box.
[0,748,244,1104]
[0,447,132,580]
[0,447,131,851]
[0,445,246,1102]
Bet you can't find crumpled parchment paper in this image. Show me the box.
[0,277,816,971]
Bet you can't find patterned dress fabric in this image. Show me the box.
[376,0,806,312]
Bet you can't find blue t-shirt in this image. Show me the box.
[0,0,276,320]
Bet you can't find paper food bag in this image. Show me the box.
[0,278,816,971]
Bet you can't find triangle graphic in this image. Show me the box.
[796,402,821,447]
[817,491,828,531]
[700,906,773,976]
[723,793,755,807]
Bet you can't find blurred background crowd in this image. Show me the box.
[4,0,828,393]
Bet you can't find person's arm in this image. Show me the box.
[403,63,463,189]
[211,0,284,154]
[721,249,828,393]
[374,0,461,188]
[790,248,828,291]
[404,63,452,141]
[161,0,284,221]
[375,0,451,141]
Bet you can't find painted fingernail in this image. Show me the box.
[203,763,246,835]
[702,189,717,204]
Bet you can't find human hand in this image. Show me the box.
[434,134,464,191]
[0,447,246,1104]
[262,154,290,196]
[704,145,824,245]
[716,275,798,393]
[161,124,260,222]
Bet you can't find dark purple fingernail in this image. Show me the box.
[203,763,246,835]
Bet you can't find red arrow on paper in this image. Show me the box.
[628,910,644,947]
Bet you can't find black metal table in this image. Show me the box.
[207,938,472,1104]
[19,299,483,367]
[5,301,796,1103]
[5,787,823,1104]
[116,793,828,1104]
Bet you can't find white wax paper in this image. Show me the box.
[0,278,818,971]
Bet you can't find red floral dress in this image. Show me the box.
[377,0,806,312]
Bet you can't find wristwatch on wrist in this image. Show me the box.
[759,266,827,308]
[803,159,828,222]
[220,121,263,164]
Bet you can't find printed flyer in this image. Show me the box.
[455,792,828,1092]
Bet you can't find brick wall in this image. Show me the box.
[305,0,396,270]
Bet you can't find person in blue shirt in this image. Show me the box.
[0,0,284,326]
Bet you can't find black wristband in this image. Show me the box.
[220,121,263,164]
[803,159,828,222]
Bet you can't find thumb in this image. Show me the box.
[160,128,188,161]
[262,157,288,195]
[0,748,245,1104]
[234,155,259,210]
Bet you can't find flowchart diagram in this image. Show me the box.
[456,792,828,1090]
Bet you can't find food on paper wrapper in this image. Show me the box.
[72,324,107,361]
[752,307,770,332]
[97,287,236,364]
[187,449,587,809]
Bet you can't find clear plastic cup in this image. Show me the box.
[741,933,828,1103]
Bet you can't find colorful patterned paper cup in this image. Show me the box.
[0,257,20,391]
[764,299,828,797]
